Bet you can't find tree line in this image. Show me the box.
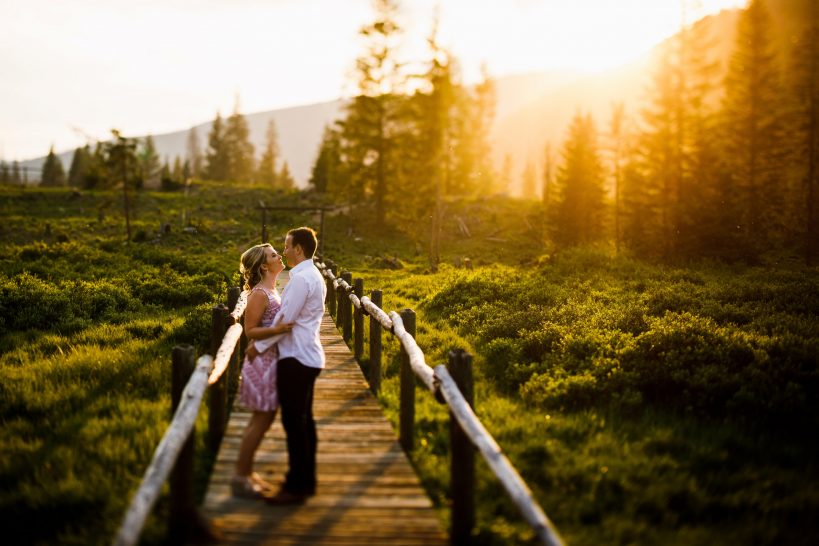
[544,0,818,264]
[6,103,294,191]
[309,0,818,266]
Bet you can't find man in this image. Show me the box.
[252,226,326,504]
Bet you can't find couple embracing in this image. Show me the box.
[231,226,325,505]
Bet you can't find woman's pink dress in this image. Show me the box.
[238,286,280,412]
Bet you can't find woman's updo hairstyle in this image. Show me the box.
[239,243,273,291]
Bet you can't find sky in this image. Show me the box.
[0,0,746,161]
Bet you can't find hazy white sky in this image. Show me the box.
[0,0,745,161]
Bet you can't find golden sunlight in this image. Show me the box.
[421,0,748,77]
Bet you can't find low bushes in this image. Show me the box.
[420,248,819,430]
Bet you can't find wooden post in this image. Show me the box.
[353,278,364,360]
[342,271,353,341]
[169,344,196,542]
[449,349,475,546]
[208,304,229,453]
[227,286,242,395]
[227,286,241,313]
[369,289,383,394]
[399,308,416,453]
[261,207,267,243]
[335,268,344,329]
[326,260,336,316]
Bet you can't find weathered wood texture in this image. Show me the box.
[202,306,447,544]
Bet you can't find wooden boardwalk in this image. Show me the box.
[202,289,447,545]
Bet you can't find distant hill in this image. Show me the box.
[490,8,742,192]
[19,100,346,188]
[22,1,803,191]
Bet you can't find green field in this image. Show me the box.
[1,183,818,545]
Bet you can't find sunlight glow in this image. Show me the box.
[0,0,748,160]
[403,0,748,79]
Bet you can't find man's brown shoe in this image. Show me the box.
[264,488,308,505]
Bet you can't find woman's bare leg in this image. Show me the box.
[235,410,276,476]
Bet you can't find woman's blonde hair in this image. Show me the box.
[239,243,273,291]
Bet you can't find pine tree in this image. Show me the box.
[68,146,90,187]
[721,0,784,257]
[470,66,496,194]
[553,112,606,247]
[171,156,185,188]
[186,127,202,179]
[138,135,161,188]
[607,103,626,254]
[40,146,66,187]
[224,99,255,182]
[542,143,554,206]
[84,142,109,189]
[257,119,280,187]
[498,154,513,193]
[160,159,173,190]
[640,41,683,258]
[521,159,537,199]
[11,161,21,185]
[310,124,345,193]
[419,24,456,270]
[0,162,8,184]
[104,130,138,242]
[205,113,229,181]
[278,161,295,190]
[679,16,723,258]
[337,0,404,228]
[792,0,819,264]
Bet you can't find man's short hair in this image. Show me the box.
[288,226,318,258]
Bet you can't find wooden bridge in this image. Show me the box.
[201,299,447,544]
[113,259,563,546]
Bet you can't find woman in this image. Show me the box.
[232,243,294,498]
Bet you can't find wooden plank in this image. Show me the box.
[201,302,446,545]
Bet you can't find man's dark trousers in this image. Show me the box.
[277,357,321,494]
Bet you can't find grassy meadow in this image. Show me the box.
[1,182,818,545]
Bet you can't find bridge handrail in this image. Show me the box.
[112,355,213,546]
[434,364,564,546]
[315,259,564,546]
[113,291,249,546]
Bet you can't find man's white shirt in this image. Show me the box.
[255,259,326,369]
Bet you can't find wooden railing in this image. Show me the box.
[112,285,247,546]
[114,254,564,546]
[316,257,565,546]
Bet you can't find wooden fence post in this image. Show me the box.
[326,260,336,317]
[353,278,364,360]
[369,289,382,394]
[335,268,345,329]
[399,308,416,453]
[342,271,353,342]
[208,304,229,453]
[449,349,475,546]
[226,286,242,394]
[168,344,197,541]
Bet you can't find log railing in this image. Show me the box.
[112,285,248,546]
[315,257,565,546]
